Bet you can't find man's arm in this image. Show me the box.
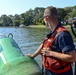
[26,43,43,58]
[41,48,76,62]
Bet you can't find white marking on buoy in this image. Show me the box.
[0,52,6,64]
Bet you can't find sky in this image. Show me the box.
[0,0,76,16]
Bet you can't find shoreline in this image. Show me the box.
[27,25,46,28]
[27,25,71,28]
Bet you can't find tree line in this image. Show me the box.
[0,6,76,27]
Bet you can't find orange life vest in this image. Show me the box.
[42,26,72,73]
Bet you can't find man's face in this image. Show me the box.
[43,8,51,27]
[43,17,49,27]
[43,15,53,30]
[43,16,51,27]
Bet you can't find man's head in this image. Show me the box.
[43,6,57,18]
[43,6,58,28]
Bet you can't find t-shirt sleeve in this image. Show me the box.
[58,31,75,53]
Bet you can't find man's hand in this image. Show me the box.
[41,48,52,56]
[26,54,34,58]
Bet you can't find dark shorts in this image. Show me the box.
[45,68,73,75]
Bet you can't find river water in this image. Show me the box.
[0,27,76,70]
[0,27,50,67]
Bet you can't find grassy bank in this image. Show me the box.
[27,25,46,28]
[27,25,71,28]
[27,25,76,40]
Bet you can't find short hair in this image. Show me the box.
[44,6,57,17]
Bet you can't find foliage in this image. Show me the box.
[0,6,76,27]
[57,8,67,21]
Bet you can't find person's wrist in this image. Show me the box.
[50,51,53,57]
[32,54,35,58]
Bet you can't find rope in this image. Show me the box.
[70,24,76,75]
[71,25,76,37]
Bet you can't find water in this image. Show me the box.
[0,27,50,67]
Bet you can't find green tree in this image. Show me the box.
[57,8,67,21]
[13,14,20,26]
[33,7,45,25]
[0,15,12,26]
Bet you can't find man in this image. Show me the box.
[26,6,76,75]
